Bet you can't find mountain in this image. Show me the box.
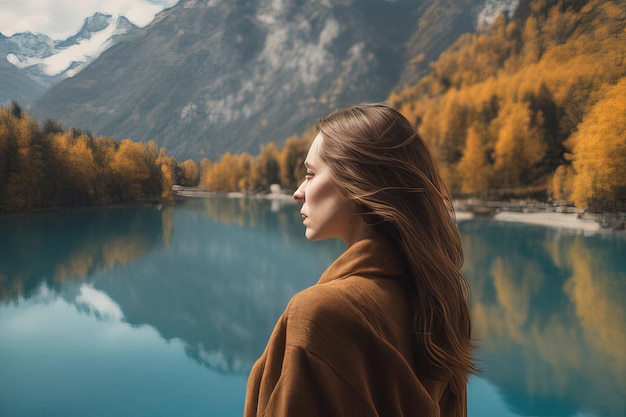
[31,0,513,161]
[397,0,518,86]
[0,38,48,107]
[0,13,137,106]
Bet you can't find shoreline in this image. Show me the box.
[455,210,603,233]
[454,200,625,233]
[173,187,624,234]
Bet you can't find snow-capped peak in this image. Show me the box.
[3,13,137,79]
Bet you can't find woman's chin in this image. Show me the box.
[305,228,322,241]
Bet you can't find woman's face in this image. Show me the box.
[293,133,363,246]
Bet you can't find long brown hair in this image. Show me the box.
[316,103,476,394]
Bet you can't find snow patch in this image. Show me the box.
[16,19,117,76]
[477,0,520,30]
[6,54,21,66]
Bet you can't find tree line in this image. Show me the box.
[0,102,198,212]
[198,133,312,194]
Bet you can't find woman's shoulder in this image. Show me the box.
[281,277,416,374]
[286,275,405,330]
[287,280,352,322]
[282,281,376,353]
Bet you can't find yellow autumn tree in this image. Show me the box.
[492,101,546,190]
[176,159,199,187]
[457,123,493,196]
[278,135,310,191]
[201,152,244,192]
[568,77,626,208]
[250,142,280,192]
[110,139,152,200]
[0,105,45,210]
[157,148,176,198]
[49,131,98,205]
[550,164,572,202]
[234,152,253,191]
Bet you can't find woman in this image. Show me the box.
[245,103,475,417]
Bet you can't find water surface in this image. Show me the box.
[1,197,624,417]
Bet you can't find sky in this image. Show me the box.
[0,0,180,39]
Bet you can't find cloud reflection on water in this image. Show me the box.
[75,284,124,321]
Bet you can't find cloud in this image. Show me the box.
[0,0,178,38]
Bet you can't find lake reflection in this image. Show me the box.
[0,198,624,417]
[461,220,626,417]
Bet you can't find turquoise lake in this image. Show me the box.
[1,196,624,417]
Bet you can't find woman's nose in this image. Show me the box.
[293,181,305,201]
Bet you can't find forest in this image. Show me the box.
[389,0,626,210]
[0,102,198,212]
[1,0,624,212]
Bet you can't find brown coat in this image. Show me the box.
[244,238,465,417]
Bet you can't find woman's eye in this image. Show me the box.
[305,171,314,179]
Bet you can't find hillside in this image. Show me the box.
[0,49,47,106]
[390,0,626,208]
[30,0,487,161]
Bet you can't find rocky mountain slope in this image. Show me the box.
[30,0,512,161]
